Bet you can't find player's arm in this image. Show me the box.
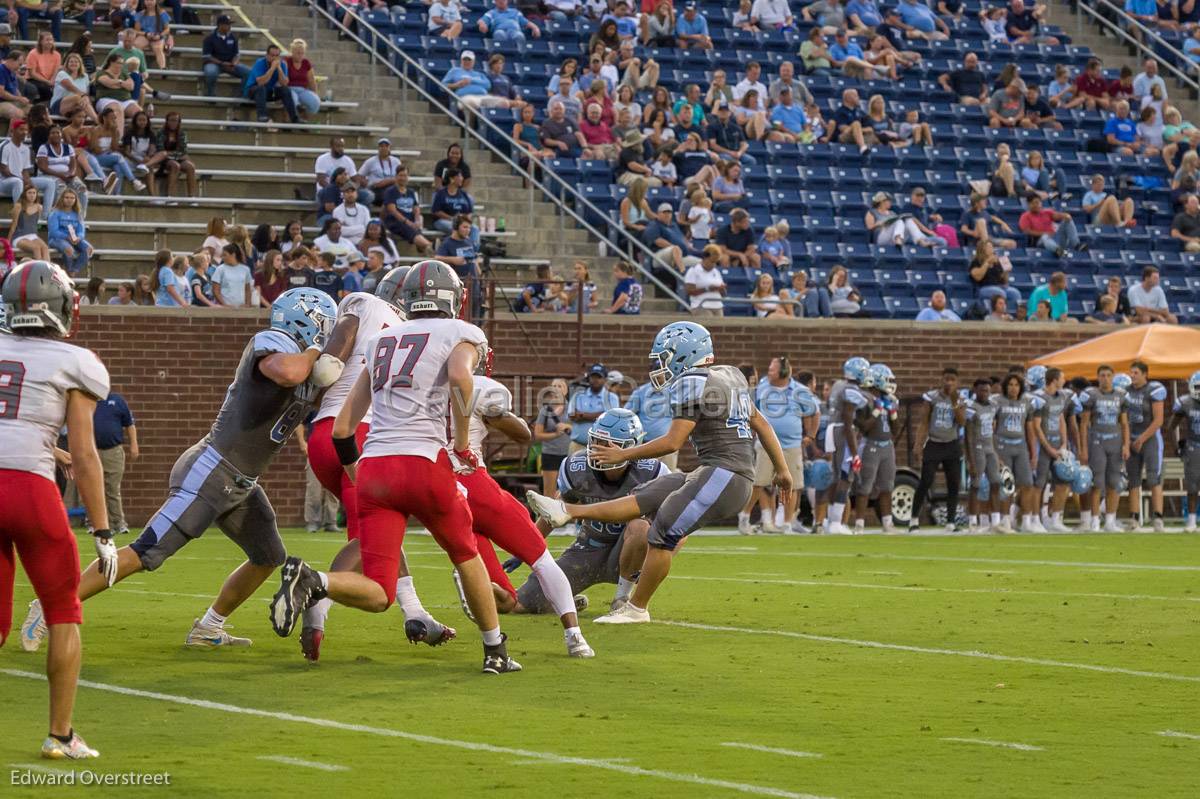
[323,312,359,364]
[447,341,479,455]
[841,397,859,461]
[1141,399,1165,448]
[964,414,977,476]
[67,389,118,585]
[1031,415,1057,460]
[1120,411,1131,459]
[1078,410,1091,464]
[484,412,532,445]
[593,418,696,466]
[125,422,140,460]
[260,348,322,387]
[331,370,371,483]
[1066,410,1080,453]
[1165,406,1181,452]
[750,410,794,494]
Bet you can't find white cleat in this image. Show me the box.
[20,599,47,652]
[1185,520,1197,533]
[737,515,753,535]
[41,732,99,760]
[785,521,811,535]
[992,521,1014,534]
[1089,517,1101,532]
[525,491,572,527]
[594,602,651,624]
[759,520,782,534]
[185,619,252,648]
[1047,519,1071,533]
[944,523,958,535]
[826,522,854,535]
[1102,519,1124,533]
[565,631,595,658]
[881,521,898,535]
[1153,518,1165,533]
[1026,519,1048,533]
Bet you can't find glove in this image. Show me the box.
[502,557,523,573]
[93,529,119,587]
[449,448,479,475]
[851,455,862,474]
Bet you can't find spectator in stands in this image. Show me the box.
[110,28,148,77]
[802,0,848,33]
[706,100,754,165]
[644,201,702,273]
[360,220,400,265]
[359,251,386,292]
[152,252,190,306]
[768,61,813,107]
[728,88,768,141]
[15,0,63,41]
[381,167,432,252]
[1134,58,1166,103]
[0,120,55,214]
[938,52,988,106]
[212,243,253,306]
[1006,0,1058,45]
[1020,195,1084,257]
[580,101,617,159]
[202,216,228,255]
[7,183,49,260]
[734,61,768,108]
[826,264,864,316]
[280,249,312,291]
[1046,63,1075,108]
[905,185,945,236]
[1083,173,1136,227]
[672,83,705,127]
[311,252,341,299]
[36,125,88,216]
[758,224,790,270]
[988,80,1031,129]
[766,85,807,143]
[562,261,598,313]
[332,183,368,245]
[315,136,368,203]
[51,53,94,121]
[863,93,903,145]
[316,166,349,222]
[749,272,790,318]
[202,15,250,96]
[433,142,471,191]
[250,224,281,266]
[866,191,940,247]
[359,137,400,198]
[845,0,881,30]
[1090,275,1132,322]
[684,246,727,317]
[546,58,579,98]
[969,238,1020,311]
[716,208,761,269]
[133,0,173,71]
[243,43,299,124]
[478,0,541,44]
[339,252,364,295]
[24,32,57,105]
[797,28,833,76]
[94,53,139,139]
[916,290,961,321]
[1173,193,1200,251]
[641,85,673,127]
[959,192,1017,249]
[616,40,658,90]
[109,282,135,305]
[485,53,525,114]
[284,38,321,117]
[129,274,152,305]
[1018,150,1068,201]
[313,219,357,270]
[615,128,661,187]
[619,175,654,240]
[828,29,881,80]
[517,263,555,312]
[606,259,641,313]
[442,50,498,111]
[1138,105,1164,156]
[822,88,872,154]
[155,110,196,199]
[1071,58,1111,111]
[546,0,581,22]
[583,79,615,125]
[0,51,30,124]
[47,187,90,273]
[1086,293,1128,324]
[788,270,832,318]
[670,1,709,48]
[1128,265,1178,324]
[604,1,640,41]
[427,0,465,39]
[1103,100,1140,155]
[986,294,1013,321]
[92,106,145,193]
[1022,84,1060,129]
[712,161,747,212]
[640,0,674,46]
[513,101,552,174]
[1025,271,1070,321]
[80,277,104,306]
[430,167,480,247]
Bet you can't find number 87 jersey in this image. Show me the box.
[360,317,488,463]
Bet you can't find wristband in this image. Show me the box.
[333,434,360,466]
[93,528,112,540]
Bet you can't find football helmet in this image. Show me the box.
[587,408,645,471]
[1071,465,1094,495]
[868,363,896,395]
[1113,373,1132,393]
[1053,451,1080,483]
[843,356,870,383]
[999,466,1016,498]
[374,265,411,315]
[648,321,714,390]
[803,459,834,492]
[1189,370,1200,401]
[1026,365,1046,392]
[402,259,464,318]
[270,287,338,350]
[1,260,78,337]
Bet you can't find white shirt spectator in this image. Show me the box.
[688,206,713,239]
[751,0,792,26]
[332,201,369,244]
[733,77,768,109]
[1127,281,1169,311]
[314,151,358,192]
[211,262,253,307]
[1132,71,1166,101]
[314,234,358,269]
[360,153,401,187]
[428,0,463,30]
[684,263,726,310]
[546,0,579,12]
[0,137,32,176]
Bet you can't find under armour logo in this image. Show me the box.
[223,485,234,495]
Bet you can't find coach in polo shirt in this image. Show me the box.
[93,391,139,534]
[566,363,620,455]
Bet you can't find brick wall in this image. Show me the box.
[75,307,1104,525]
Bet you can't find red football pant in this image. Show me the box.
[307,417,368,540]
[356,453,477,606]
[458,469,547,601]
[0,470,82,646]
[475,533,516,600]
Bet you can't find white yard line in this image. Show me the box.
[858,571,903,576]
[940,737,1044,752]
[680,550,1200,572]
[651,621,1200,684]
[670,575,1200,604]
[967,569,1017,575]
[8,762,73,776]
[0,669,833,799]
[257,755,350,772]
[1157,730,1200,741]
[721,742,823,759]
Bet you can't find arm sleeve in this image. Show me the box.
[1151,382,1168,402]
[118,396,134,427]
[252,329,302,358]
[557,456,579,501]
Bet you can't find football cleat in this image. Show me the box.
[525,491,572,527]
[1103,518,1123,533]
[300,627,323,662]
[594,602,651,624]
[944,523,958,534]
[405,617,456,647]
[826,522,854,535]
[1153,518,1165,533]
[1047,519,1071,533]
[185,619,251,648]
[759,519,782,534]
[737,515,753,535]
[1185,518,1197,533]
[270,556,326,637]
[565,630,595,658]
[451,569,476,622]
[992,520,1014,534]
[482,634,522,675]
[20,599,47,652]
[41,732,99,760]
[574,594,589,612]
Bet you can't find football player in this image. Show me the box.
[1123,361,1167,531]
[1029,367,1076,532]
[269,261,521,674]
[851,363,898,533]
[822,357,871,534]
[300,266,452,662]
[2,261,113,759]
[993,373,1041,532]
[526,321,792,623]
[909,367,966,533]
[23,287,340,651]
[1166,371,1200,532]
[964,378,1003,533]
[1078,365,1131,533]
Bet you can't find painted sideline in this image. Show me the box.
[940,738,1044,752]
[257,755,350,772]
[721,742,823,759]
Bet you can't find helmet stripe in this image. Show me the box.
[18,261,31,311]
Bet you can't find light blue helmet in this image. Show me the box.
[803,459,834,492]
[270,287,338,350]
[868,363,896,395]
[1189,370,1200,401]
[587,408,645,471]
[648,321,714,390]
[1026,365,1047,392]
[843,356,870,383]
[1117,470,1129,494]
[1053,450,1079,483]
[999,466,1016,499]
[1113,373,1132,392]
[1071,465,1094,495]
[975,473,990,501]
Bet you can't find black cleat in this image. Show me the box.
[482,634,523,675]
[270,556,325,638]
[404,617,457,647]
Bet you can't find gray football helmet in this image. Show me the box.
[401,259,464,318]
[1,260,78,337]
[375,265,411,316]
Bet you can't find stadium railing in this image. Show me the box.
[294,0,691,311]
[1071,0,1200,95]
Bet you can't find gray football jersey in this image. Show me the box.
[1173,396,1200,445]
[1124,381,1167,435]
[993,394,1034,444]
[207,329,320,477]
[1033,388,1070,446]
[670,365,756,480]
[829,379,869,423]
[921,389,960,443]
[855,394,894,442]
[1080,387,1125,436]
[557,451,669,545]
[965,397,997,449]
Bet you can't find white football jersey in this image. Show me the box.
[315,292,403,424]
[361,317,487,462]
[0,333,110,481]
[466,375,514,461]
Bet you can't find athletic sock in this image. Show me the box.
[854,519,865,532]
[200,607,226,629]
[49,729,73,744]
[1021,514,1032,529]
[1052,511,1064,526]
[395,575,428,623]
[531,550,577,620]
[830,502,845,524]
[1080,510,1092,526]
[615,576,635,602]
[304,598,333,631]
[882,514,892,528]
[737,511,749,525]
[564,625,581,640]
[316,570,330,591]
[990,512,1001,526]
[482,626,503,646]
[1188,513,1197,526]
[1105,512,1117,525]
[968,514,978,527]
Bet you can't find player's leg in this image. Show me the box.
[1185,449,1200,531]
[910,442,938,531]
[1127,447,1144,527]
[1146,433,1164,529]
[943,445,962,532]
[1103,441,1122,531]
[471,531,518,613]
[613,520,648,607]
[877,448,896,531]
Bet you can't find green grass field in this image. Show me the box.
[4,528,1200,798]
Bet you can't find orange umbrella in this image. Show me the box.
[1029,324,1200,380]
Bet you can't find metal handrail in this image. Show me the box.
[296,0,691,309]
[1074,0,1200,95]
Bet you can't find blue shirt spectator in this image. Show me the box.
[1125,0,1157,17]
[383,184,420,222]
[626,381,671,440]
[1103,112,1136,143]
[0,57,20,97]
[676,11,709,38]
[155,264,190,307]
[1186,36,1200,64]
[431,186,474,219]
[756,376,819,449]
[202,23,240,63]
[442,54,491,98]
[915,292,962,321]
[93,393,134,450]
[611,273,642,314]
[899,0,939,32]
[846,0,882,28]
[567,367,620,444]
[479,0,537,42]
[243,52,288,93]
[829,39,864,62]
[311,269,343,299]
[436,231,478,277]
[769,99,807,134]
